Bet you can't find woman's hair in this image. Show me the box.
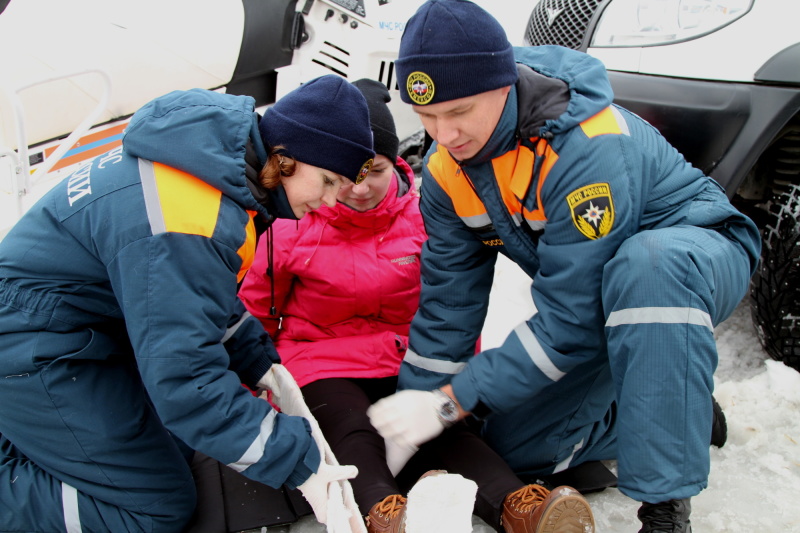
[259,144,297,189]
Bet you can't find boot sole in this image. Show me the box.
[536,490,596,533]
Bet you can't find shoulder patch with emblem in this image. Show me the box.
[566,183,615,240]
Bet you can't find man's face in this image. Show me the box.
[412,86,510,161]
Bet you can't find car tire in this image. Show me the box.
[749,182,800,372]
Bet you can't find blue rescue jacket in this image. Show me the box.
[0,89,319,489]
[399,46,761,417]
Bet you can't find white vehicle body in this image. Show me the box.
[0,0,406,235]
[587,0,799,83]
[0,0,529,238]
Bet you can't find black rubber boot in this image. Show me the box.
[637,498,692,533]
[711,395,727,448]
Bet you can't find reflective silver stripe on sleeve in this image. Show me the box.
[227,410,278,473]
[403,348,467,375]
[553,438,584,474]
[222,311,252,343]
[460,213,493,229]
[138,158,166,235]
[610,105,630,136]
[513,322,566,382]
[606,307,713,332]
[61,482,82,533]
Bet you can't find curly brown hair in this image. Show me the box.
[259,145,297,189]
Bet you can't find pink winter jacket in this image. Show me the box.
[239,163,427,387]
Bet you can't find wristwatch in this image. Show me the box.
[432,389,459,426]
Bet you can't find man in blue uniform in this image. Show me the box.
[368,1,761,531]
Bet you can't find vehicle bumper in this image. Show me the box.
[607,71,800,195]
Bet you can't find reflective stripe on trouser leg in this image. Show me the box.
[602,227,751,502]
[62,482,82,533]
[0,434,84,533]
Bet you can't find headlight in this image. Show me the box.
[591,0,752,47]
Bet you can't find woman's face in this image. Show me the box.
[336,154,394,212]
[282,161,346,219]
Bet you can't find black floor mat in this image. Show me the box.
[185,452,312,533]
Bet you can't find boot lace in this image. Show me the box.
[507,484,550,513]
[375,494,407,519]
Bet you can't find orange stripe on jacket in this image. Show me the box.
[580,107,623,138]
[430,141,558,225]
[428,146,488,219]
[493,141,557,224]
[151,163,256,281]
[236,212,257,282]
[152,162,221,238]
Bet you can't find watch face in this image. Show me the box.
[438,397,458,422]
[440,402,458,421]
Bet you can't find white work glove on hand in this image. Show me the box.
[367,390,448,450]
[256,363,295,406]
[383,436,418,476]
[297,461,359,525]
[298,413,361,526]
[257,363,364,530]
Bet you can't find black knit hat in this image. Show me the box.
[395,0,518,106]
[352,78,399,163]
[259,75,375,183]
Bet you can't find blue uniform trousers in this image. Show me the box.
[0,284,196,532]
[481,226,751,503]
[602,226,751,502]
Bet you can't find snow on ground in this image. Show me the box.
[281,256,800,533]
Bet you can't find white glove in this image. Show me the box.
[258,364,364,529]
[384,437,418,476]
[299,405,362,527]
[297,461,359,525]
[257,363,295,406]
[367,390,448,449]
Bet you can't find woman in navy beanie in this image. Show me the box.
[257,75,376,219]
[0,75,375,532]
[242,76,426,532]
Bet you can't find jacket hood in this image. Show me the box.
[514,45,614,137]
[122,89,273,221]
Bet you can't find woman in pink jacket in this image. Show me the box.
[239,79,591,533]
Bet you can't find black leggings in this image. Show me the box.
[301,377,524,530]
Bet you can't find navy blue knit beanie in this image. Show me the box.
[395,0,518,106]
[259,75,375,183]
[352,78,399,163]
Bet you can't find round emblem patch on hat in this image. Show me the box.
[355,158,374,184]
[406,72,435,105]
